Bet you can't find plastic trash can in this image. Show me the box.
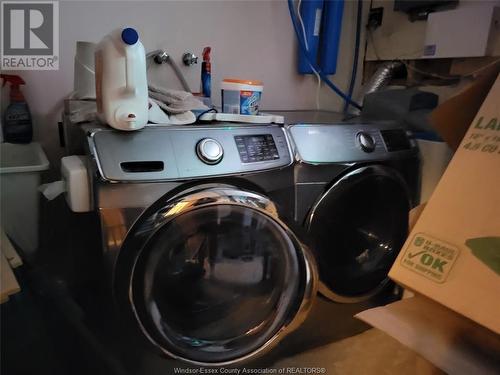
[1,142,49,254]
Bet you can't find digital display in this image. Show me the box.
[234,134,279,163]
[381,129,411,152]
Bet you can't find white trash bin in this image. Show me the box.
[0,142,49,255]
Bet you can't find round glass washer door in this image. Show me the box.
[116,186,316,366]
[306,166,411,303]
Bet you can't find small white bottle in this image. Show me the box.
[95,27,148,131]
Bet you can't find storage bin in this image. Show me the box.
[1,143,49,254]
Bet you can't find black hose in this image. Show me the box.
[343,0,363,114]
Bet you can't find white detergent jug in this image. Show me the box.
[95,27,148,131]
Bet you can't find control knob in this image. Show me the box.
[196,138,223,164]
[356,132,376,153]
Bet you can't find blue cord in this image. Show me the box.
[343,0,362,113]
[287,0,362,111]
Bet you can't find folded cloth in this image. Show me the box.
[147,99,196,125]
[148,84,208,114]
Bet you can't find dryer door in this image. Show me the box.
[114,185,316,366]
[306,165,411,303]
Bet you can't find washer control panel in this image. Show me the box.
[90,124,292,181]
[234,134,279,163]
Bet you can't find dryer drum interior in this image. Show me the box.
[306,165,411,303]
[114,186,316,366]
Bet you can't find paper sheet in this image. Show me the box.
[356,295,500,375]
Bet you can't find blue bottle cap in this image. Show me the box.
[121,27,139,45]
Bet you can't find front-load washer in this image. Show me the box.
[82,123,317,367]
[286,117,420,303]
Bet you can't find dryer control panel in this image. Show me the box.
[288,123,418,164]
[88,124,292,182]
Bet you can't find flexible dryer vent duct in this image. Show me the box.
[350,61,405,115]
[363,61,405,97]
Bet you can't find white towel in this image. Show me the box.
[148,85,208,114]
[147,99,196,126]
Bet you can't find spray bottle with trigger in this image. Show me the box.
[1,74,33,143]
[201,47,211,103]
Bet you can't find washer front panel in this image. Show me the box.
[113,185,317,366]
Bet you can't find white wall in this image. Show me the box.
[1,0,366,168]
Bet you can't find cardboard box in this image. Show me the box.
[389,72,500,334]
[429,62,499,151]
[357,202,500,374]
[356,67,500,374]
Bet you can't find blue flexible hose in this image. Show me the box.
[343,0,363,113]
[287,0,362,111]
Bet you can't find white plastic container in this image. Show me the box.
[221,79,263,115]
[0,142,49,254]
[95,27,148,131]
[61,155,91,213]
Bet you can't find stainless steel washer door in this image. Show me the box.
[114,185,317,366]
[306,165,411,303]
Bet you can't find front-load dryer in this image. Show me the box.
[287,120,420,303]
[84,123,317,368]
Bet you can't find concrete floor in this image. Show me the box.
[1,264,443,375]
[273,328,443,375]
[125,296,443,374]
